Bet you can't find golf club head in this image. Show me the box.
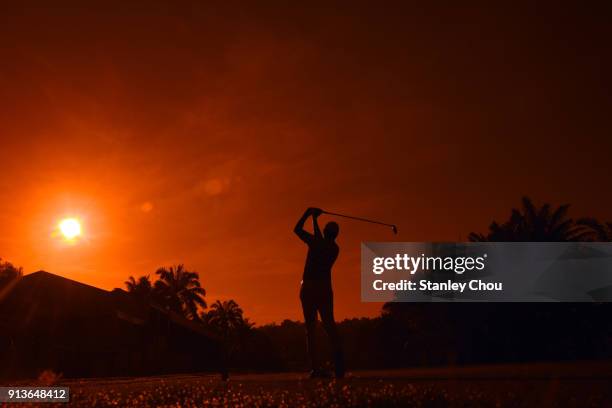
[391,225,398,235]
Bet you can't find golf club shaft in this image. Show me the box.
[322,211,395,228]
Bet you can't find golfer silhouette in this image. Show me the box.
[294,207,344,378]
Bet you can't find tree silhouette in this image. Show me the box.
[468,196,591,241]
[575,218,612,242]
[204,299,253,363]
[0,259,22,298]
[205,300,248,335]
[154,264,206,320]
[124,275,153,298]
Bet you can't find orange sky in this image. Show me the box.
[1,3,611,323]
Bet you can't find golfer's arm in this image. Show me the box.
[294,210,313,242]
[313,216,322,238]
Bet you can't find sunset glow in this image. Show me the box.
[1,3,610,324]
[59,218,82,241]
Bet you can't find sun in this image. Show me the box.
[59,218,82,240]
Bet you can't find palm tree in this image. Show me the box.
[124,275,153,300]
[469,196,591,242]
[203,300,252,368]
[0,259,22,297]
[205,300,248,336]
[575,218,612,242]
[154,264,206,320]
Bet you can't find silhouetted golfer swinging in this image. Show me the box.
[294,207,344,378]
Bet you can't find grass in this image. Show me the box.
[2,367,610,407]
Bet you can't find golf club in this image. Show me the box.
[322,210,398,234]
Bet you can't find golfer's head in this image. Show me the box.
[324,221,339,240]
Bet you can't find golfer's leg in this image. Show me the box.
[300,284,318,370]
[319,289,344,376]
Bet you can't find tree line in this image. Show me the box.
[468,196,612,241]
[123,265,252,349]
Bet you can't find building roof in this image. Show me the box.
[0,271,216,339]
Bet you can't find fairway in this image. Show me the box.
[4,361,610,407]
